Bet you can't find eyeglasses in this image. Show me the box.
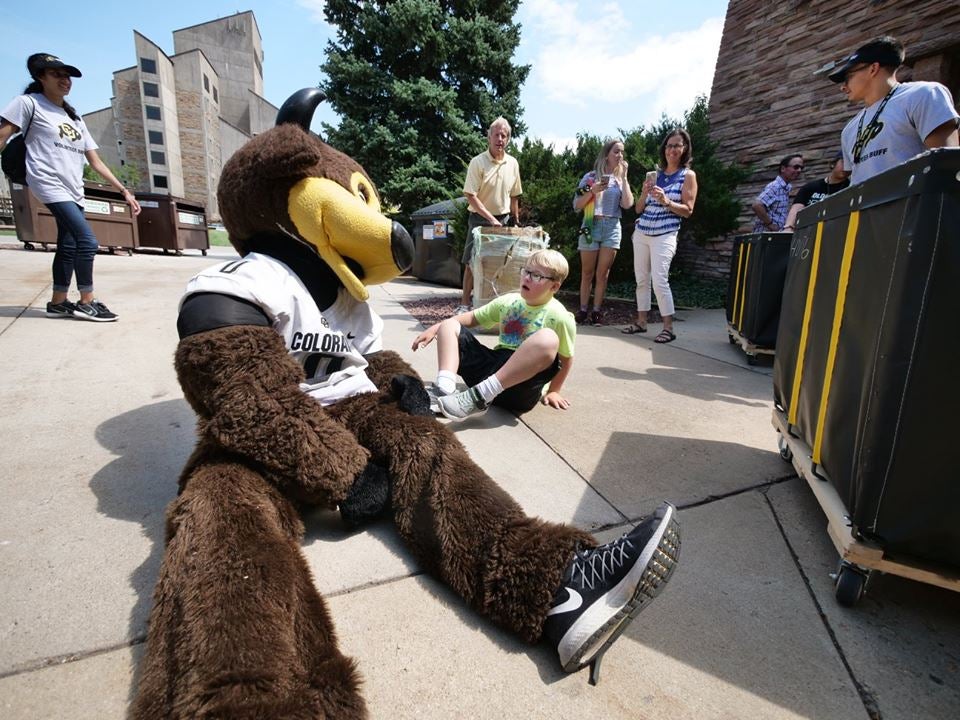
[520,268,555,283]
[666,143,685,150]
[842,64,871,84]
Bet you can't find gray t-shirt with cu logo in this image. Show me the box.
[1,92,97,204]
[841,81,959,185]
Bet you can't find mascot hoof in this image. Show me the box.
[391,374,433,417]
[340,461,391,527]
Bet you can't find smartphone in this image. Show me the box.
[645,170,658,186]
[602,174,614,185]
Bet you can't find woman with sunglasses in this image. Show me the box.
[0,53,140,322]
[572,138,633,325]
[623,128,698,344]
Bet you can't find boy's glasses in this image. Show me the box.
[520,268,555,283]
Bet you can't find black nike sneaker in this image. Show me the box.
[542,502,680,685]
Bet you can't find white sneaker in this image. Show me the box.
[437,387,488,421]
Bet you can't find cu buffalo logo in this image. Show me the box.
[59,123,82,142]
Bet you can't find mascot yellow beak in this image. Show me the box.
[288,176,410,302]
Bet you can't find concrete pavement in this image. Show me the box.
[0,243,957,719]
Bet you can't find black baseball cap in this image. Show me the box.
[27,53,82,80]
[827,37,904,83]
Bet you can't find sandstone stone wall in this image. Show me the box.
[113,76,148,194]
[683,0,960,280]
[176,89,208,206]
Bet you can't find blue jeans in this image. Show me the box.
[45,201,99,294]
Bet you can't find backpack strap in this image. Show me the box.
[21,96,37,139]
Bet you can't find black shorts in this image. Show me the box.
[457,329,561,414]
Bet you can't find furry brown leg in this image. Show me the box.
[328,394,594,642]
[131,451,366,719]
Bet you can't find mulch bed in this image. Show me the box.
[399,290,660,328]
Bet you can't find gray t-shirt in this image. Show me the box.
[1,93,97,204]
[841,81,959,184]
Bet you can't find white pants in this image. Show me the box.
[632,229,678,316]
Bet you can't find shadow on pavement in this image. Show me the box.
[90,398,195,702]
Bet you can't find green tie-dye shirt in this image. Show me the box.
[472,293,576,357]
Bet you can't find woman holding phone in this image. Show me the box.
[572,138,633,325]
[622,128,697,343]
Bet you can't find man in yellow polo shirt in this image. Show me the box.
[456,117,523,313]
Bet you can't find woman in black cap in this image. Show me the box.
[0,53,140,322]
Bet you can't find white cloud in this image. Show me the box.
[297,0,330,25]
[522,1,723,124]
[517,133,579,152]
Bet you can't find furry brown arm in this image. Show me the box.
[176,325,369,506]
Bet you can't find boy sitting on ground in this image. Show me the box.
[411,249,575,420]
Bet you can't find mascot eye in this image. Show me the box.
[350,171,380,211]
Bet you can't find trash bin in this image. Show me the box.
[9,180,139,254]
[410,199,463,287]
[725,232,791,349]
[136,194,209,255]
[773,148,960,568]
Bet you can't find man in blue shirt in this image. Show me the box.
[751,154,804,232]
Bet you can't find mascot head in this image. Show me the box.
[217,88,414,302]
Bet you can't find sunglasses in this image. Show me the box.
[666,143,685,150]
[842,64,871,83]
[520,268,555,283]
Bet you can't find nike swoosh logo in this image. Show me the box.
[546,587,583,616]
[347,332,356,339]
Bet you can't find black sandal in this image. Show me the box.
[654,329,676,344]
[620,323,647,334]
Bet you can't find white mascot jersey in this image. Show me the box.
[182,252,383,405]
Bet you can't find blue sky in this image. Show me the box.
[1,1,728,150]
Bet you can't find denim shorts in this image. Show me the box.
[577,216,622,251]
[457,329,560,414]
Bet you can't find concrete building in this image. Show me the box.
[83,11,277,221]
[678,0,960,279]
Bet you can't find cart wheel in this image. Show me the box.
[835,564,867,607]
[728,333,736,344]
[201,249,208,256]
[22,242,35,251]
[746,353,758,366]
[777,434,793,462]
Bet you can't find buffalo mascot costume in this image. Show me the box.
[131,88,681,718]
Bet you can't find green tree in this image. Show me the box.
[679,95,750,245]
[83,162,140,189]
[320,0,529,223]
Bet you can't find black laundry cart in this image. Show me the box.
[772,148,960,606]
[725,232,791,364]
